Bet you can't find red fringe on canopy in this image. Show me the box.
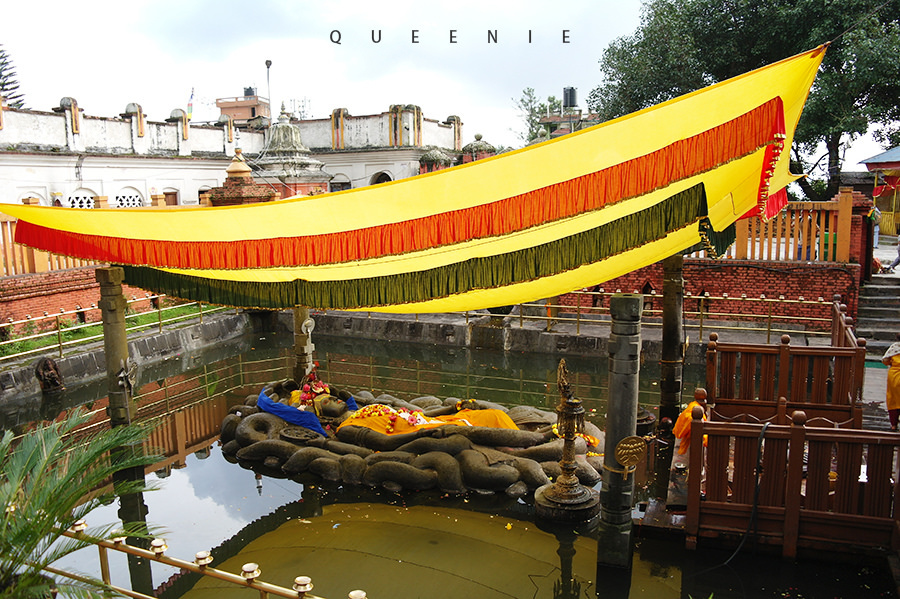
[16,98,785,270]
[741,102,787,221]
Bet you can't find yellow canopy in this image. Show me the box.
[1,47,825,313]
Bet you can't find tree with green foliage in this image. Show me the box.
[0,44,25,109]
[513,88,563,143]
[0,410,159,598]
[587,0,900,201]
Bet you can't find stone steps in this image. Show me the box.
[858,306,900,321]
[857,274,900,357]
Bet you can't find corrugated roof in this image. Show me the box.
[861,146,900,164]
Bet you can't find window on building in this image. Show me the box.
[329,182,351,192]
[67,194,95,209]
[114,190,145,208]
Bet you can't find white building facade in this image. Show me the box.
[261,105,464,192]
[0,97,465,207]
[0,98,263,207]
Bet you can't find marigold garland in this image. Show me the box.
[349,404,422,434]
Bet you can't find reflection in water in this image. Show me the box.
[116,484,153,595]
[36,331,897,598]
[160,479,603,599]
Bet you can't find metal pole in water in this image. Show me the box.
[293,306,315,381]
[660,255,684,425]
[658,255,684,475]
[598,293,644,570]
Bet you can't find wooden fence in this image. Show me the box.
[704,299,866,427]
[686,298,895,556]
[731,191,853,263]
[685,409,900,557]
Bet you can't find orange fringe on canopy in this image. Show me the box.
[15,99,785,271]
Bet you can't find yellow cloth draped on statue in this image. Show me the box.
[336,405,519,436]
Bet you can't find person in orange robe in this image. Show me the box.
[672,389,707,467]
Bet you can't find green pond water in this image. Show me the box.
[34,329,898,598]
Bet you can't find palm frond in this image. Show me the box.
[0,408,161,597]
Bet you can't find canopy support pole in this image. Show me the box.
[292,306,315,381]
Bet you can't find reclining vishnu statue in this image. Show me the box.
[220,365,606,497]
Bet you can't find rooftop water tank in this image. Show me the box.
[563,87,577,108]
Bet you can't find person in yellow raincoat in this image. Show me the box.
[882,335,900,431]
[673,389,708,468]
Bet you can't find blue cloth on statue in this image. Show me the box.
[344,394,360,411]
[256,389,328,436]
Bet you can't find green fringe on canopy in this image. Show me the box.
[122,183,708,310]
[684,218,737,258]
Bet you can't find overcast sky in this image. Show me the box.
[0,0,883,165]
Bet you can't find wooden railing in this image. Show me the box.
[704,297,866,427]
[686,409,900,557]
[732,191,853,263]
[688,300,888,556]
[706,331,864,403]
[831,295,863,349]
[557,289,834,339]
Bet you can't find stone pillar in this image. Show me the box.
[122,103,148,155]
[53,97,84,153]
[653,255,684,495]
[97,267,133,425]
[97,266,153,594]
[292,306,315,382]
[598,293,643,569]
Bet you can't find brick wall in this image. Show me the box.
[559,258,860,330]
[559,191,874,328]
[0,267,153,332]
